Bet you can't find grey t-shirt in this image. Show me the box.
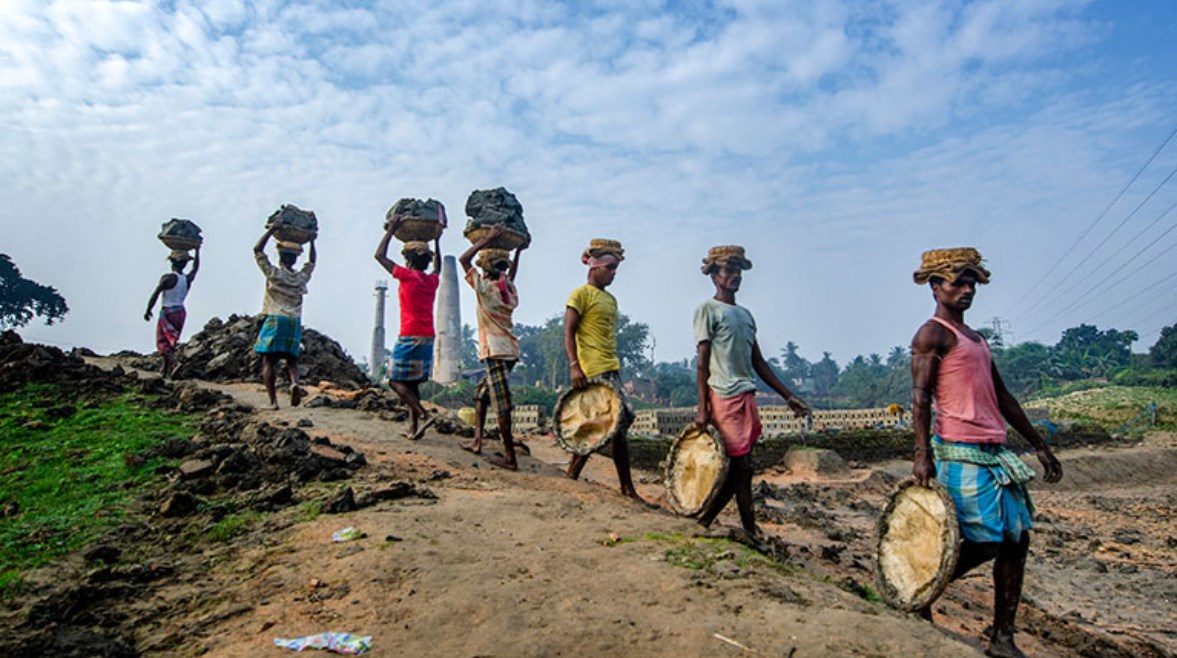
[693,298,758,398]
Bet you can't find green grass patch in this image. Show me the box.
[206,512,263,543]
[0,384,197,583]
[1027,385,1177,431]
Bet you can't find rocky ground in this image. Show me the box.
[1,336,1173,657]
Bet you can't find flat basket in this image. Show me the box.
[553,382,623,456]
[664,425,729,516]
[875,477,961,612]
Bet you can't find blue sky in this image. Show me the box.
[2,0,1175,368]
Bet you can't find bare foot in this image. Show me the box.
[460,441,482,455]
[985,632,1026,658]
[290,385,303,407]
[623,491,660,510]
[409,413,437,441]
[486,453,518,471]
[267,401,280,410]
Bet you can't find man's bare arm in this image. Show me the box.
[696,341,712,429]
[910,321,948,486]
[752,340,808,417]
[564,307,587,389]
[993,364,1063,483]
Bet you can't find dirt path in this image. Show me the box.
[29,363,1171,657]
[136,379,976,657]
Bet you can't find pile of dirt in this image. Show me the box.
[171,314,368,388]
[0,330,129,396]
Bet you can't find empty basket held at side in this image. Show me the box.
[553,382,623,456]
[875,477,961,612]
[664,425,729,516]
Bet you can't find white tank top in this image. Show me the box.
[161,273,189,309]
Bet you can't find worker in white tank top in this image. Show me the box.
[144,247,200,379]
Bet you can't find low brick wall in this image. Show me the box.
[627,425,1119,474]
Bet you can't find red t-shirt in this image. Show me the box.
[393,264,440,337]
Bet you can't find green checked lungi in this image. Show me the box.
[934,435,1036,543]
[254,315,302,356]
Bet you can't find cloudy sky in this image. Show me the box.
[3,0,1175,369]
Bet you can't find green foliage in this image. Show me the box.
[1150,324,1177,368]
[0,253,69,329]
[207,512,263,543]
[0,385,197,578]
[514,312,650,389]
[1050,324,1137,380]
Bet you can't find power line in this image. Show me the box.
[1006,122,1177,315]
[1021,266,1177,340]
[1017,162,1177,324]
[1017,199,1177,326]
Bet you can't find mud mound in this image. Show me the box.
[171,314,368,389]
[0,330,127,396]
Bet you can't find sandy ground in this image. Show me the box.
[14,365,1175,657]
[121,378,977,657]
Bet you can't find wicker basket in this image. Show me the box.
[553,382,622,456]
[664,425,729,516]
[875,478,961,612]
[464,225,529,250]
[270,225,316,244]
[158,235,202,251]
[389,217,444,242]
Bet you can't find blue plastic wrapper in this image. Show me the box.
[331,527,364,542]
[274,632,372,654]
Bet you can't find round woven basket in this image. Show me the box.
[158,235,202,251]
[875,477,961,612]
[553,382,622,456]
[389,217,444,242]
[464,226,528,250]
[664,425,729,516]
[271,225,317,244]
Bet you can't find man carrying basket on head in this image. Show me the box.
[693,246,808,547]
[563,238,653,507]
[376,216,443,441]
[253,225,315,409]
[144,246,200,380]
[910,247,1062,658]
[457,225,527,470]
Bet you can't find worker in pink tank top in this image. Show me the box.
[910,248,1062,658]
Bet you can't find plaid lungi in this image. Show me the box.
[934,435,1035,543]
[389,336,433,383]
[156,306,187,354]
[475,358,516,417]
[254,315,302,356]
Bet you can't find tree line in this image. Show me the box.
[454,315,1177,411]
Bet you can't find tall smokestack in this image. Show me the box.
[434,255,461,383]
[370,280,388,381]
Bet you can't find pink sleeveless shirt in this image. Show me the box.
[930,317,1007,444]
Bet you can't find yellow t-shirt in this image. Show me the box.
[566,283,621,378]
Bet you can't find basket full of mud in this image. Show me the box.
[386,198,446,241]
[875,478,960,612]
[463,187,530,249]
[664,425,728,516]
[266,204,318,243]
[158,218,203,251]
[553,382,622,455]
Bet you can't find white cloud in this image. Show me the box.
[1,0,1174,364]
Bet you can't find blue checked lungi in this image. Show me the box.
[934,435,1035,543]
[254,315,302,356]
[389,336,433,383]
[475,358,516,417]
